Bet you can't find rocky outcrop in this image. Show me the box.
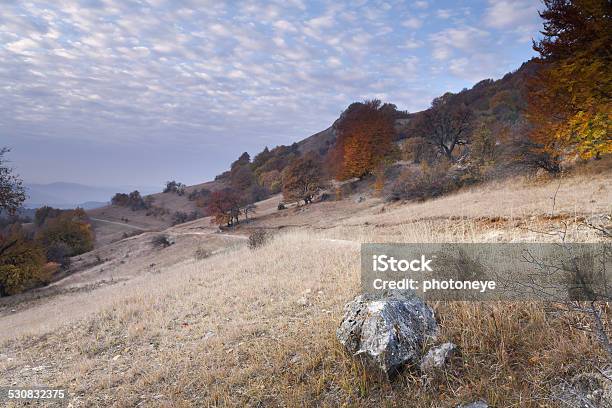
[336,291,437,377]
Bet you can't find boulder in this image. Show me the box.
[420,342,459,373]
[336,291,437,377]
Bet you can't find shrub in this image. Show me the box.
[172,211,200,226]
[194,247,211,260]
[164,181,186,196]
[188,188,211,201]
[145,206,170,217]
[152,234,174,248]
[45,241,72,268]
[247,230,269,250]
[386,161,456,202]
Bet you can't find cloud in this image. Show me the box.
[429,26,489,60]
[484,0,539,28]
[0,0,543,185]
[402,17,423,30]
[5,38,39,54]
[436,9,452,19]
[273,19,297,32]
[306,14,335,30]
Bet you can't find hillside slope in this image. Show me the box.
[87,61,538,247]
[1,166,610,406]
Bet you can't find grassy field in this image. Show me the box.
[0,169,610,407]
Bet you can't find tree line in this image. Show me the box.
[0,150,95,295]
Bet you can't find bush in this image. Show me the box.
[152,234,174,248]
[171,211,200,226]
[194,247,211,260]
[188,188,211,201]
[145,206,170,217]
[164,181,186,196]
[248,230,269,250]
[45,241,72,268]
[386,161,456,202]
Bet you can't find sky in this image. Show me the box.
[0,0,543,189]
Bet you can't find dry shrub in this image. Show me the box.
[248,229,269,249]
[151,234,174,248]
[387,160,456,201]
[194,247,211,260]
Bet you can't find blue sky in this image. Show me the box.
[1,0,543,188]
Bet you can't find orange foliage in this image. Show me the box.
[332,100,396,180]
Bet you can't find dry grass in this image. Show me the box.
[0,169,610,407]
[1,223,609,407]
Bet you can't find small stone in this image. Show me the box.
[420,342,459,373]
[456,401,488,408]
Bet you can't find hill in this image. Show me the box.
[1,163,610,406]
[86,61,538,246]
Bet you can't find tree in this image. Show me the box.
[111,191,149,210]
[332,100,397,180]
[470,119,499,167]
[230,163,256,192]
[243,204,256,221]
[231,152,251,170]
[527,0,611,165]
[34,206,62,227]
[206,189,243,227]
[36,209,95,256]
[414,94,473,161]
[282,153,324,205]
[259,170,282,193]
[164,181,186,195]
[0,148,26,216]
[0,226,48,296]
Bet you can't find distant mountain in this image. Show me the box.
[24,182,158,209]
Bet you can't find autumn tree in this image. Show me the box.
[259,170,282,194]
[0,225,49,296]
[527,0,611,167]
[282,153,324,205]
[36,209,95,256]
[0,148,26,216]
[206,189,243,227]
[332,100,397,180]
[413,94,473,161]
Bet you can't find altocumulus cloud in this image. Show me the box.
[0,0,541,185]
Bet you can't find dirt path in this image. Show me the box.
[90,217,148,230]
